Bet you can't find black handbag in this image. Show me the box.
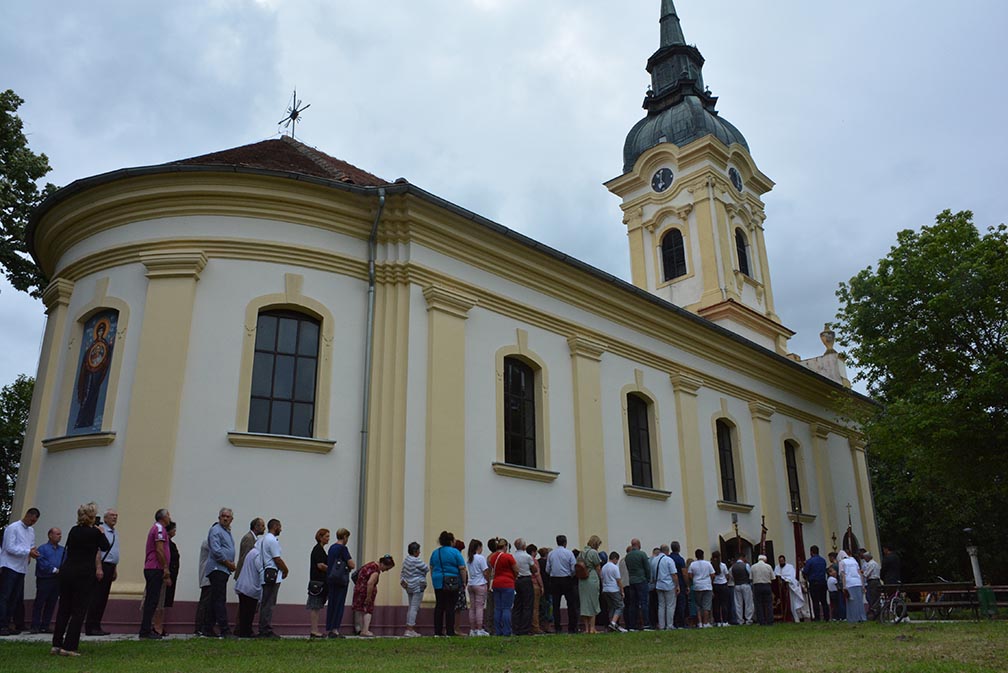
[438,548,461,591]
[307,580,325,596]
[260,539,279,585]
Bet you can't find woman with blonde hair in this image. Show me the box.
[578,535,603,634]
[50,503,110,656]
[306,528,330,638]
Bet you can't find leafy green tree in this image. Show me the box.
[834,210,1008,583]
[1,89,55,298]
[1,375,34,527]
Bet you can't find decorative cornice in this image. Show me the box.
[716,500,755,513]
[140,250,208,279]
[623,484,672,501]
[812,423,831,441]
[848,435,867,453]
[669,372,703,396]
[41,278,74,310]
[227,431,335,454]
[567,335,605,361]
[491,462,559,483]
[422,284,477,319]
[42,432,116,452]
[748,401,775,422]
[786,510,817,524]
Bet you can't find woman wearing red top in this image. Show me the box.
[487,537,520,636]
[351,554,395,637]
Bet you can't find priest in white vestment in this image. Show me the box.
[775,555,808,621]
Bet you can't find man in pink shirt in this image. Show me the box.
[139,509,171,639]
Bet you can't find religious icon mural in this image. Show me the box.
[67,309,118,435]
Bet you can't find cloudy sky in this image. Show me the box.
[2,0,1007,394]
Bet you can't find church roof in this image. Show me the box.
[623,1,748,172]
[172,136,388,186]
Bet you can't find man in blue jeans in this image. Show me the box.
[623,539,650,630]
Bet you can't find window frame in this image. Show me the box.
[716,418,739,503]
[784,439,803,513]
[626,392,653,488]
[502,356,537,468]
[248,309,321,438]
[735,228,751,277]
[493,337,554,481]
[660,228,688,282]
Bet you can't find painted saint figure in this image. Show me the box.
[70,312,116,432]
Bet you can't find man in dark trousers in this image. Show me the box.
[545,535,579,633]
[802,545,829,622]
[86,508,119,635]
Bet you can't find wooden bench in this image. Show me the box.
[892,582,978,619]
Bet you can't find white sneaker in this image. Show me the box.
[404,630,420,638]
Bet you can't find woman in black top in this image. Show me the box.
[51,502,111,656]
[306,528,330,638]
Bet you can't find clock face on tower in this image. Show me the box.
[651,167,674,193]
[728,166,744,193]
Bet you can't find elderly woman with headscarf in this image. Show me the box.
[837,550,866,623]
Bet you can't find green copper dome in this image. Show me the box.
[623,0,748,173]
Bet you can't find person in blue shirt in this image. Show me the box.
[31,528,64,633]
[669,541,688,628]
[802,545,829,621]
[429,531,467,636]
[203,508,236,637]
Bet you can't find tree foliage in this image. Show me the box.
[834,210,1008,583]
[1,374,34,527]
[1,89,55,298]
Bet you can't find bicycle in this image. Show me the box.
[873,587,908,624]
[923,576,956,620]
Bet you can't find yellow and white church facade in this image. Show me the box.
[14,1,875,628]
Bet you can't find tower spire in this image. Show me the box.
[659,0,686,47]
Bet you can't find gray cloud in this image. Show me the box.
[2,0,1006,393]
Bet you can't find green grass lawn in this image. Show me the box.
[3,622,1006,673]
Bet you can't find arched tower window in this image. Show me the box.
[503,356,538,468]
[661,228,687,281]
[784,440,803,513]
[735,228,751,277]
[627,392,653,488]
[716,419,738,502]
[249,309,320,437]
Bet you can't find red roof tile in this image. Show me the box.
[171,136,387,186]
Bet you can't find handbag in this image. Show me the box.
[327,546,350,588]
[575,559,589,580]
[307,580,325,596]
[438,548,461,591]
[260,538,278,585]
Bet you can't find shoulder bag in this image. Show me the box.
[327,545,350,588]
[260,538,278,585]
[438,547,461,591]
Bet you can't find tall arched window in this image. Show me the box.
[503,356,537,468]
[716,419,738,502]
[249,309,320,437]
[784,440,803,512]
[661,229,687,281]
[735,228,751,277]
[627,393,653,488]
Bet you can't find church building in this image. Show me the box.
[15,1,875,630]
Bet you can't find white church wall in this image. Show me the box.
[400,284,431,550]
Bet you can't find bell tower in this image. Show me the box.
[606,0,793,354]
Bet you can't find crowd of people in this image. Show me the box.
[0,504,903,656]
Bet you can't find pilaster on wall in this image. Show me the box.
[114,251,206,596]
[417,285,474,603]
[749,401,785,549]
[670,372,706,551]
[848,436,879,553]
[12,278,75,516]
[568,336,608,547]
[811,424,837,543]
[363,279,415,606]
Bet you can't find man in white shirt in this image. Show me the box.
[255,518,289,637]
[86,508,119,636]
[0,507,40,636]
[512,538,537,635]
[774,554,807,622]
[545,535,578,634]
[600,551,627,632]
[750,554,776,625]
[653,544,678,630]
[861,551,882,618]
[687,549,716,628]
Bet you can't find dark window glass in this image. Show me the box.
[627,393,653,488]
[503,357,536,468]
[785,441,802,512]
[716,419,737,502]
[661,229,687,281]
[735,229,751,277]
[248,310,320,437]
